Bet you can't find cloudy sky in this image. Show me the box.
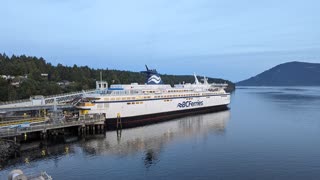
[1,0,320,82]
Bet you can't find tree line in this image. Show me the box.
[0,53,235,102]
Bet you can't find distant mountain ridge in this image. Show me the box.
[237,61,320,86]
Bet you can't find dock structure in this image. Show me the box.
[0,89,95,112]
[0,89,108,142]
[0,114,106,139]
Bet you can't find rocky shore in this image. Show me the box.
[0,140,19,163]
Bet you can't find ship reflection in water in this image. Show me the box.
[81,110,230,166]
[0,110,230,174]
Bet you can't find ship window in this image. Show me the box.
[116,97,121,100]
[127,102,131,105]
[122,98,126,100]
[140,102,143,104]
[104,98,109,101]
[132,102,135,104]
[111,98,115,101]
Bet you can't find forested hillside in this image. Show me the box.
[0,53,234,101]
[237,61,320,86]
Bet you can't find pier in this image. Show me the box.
[0,114,106,139]
[0,89,107,147]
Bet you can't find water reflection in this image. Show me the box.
[80,110,230,168]
[240,87,320,109]
[2,143,75,170]
[1,110,230,171]
[144,149,159,168]
[80,110,230,158]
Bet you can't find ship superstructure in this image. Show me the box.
[76,66,230,128]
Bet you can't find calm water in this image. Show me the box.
[1,87,320,180]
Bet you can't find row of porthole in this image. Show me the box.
[105,93,208,102]
[155,94,199,98]
[127,101,144,105]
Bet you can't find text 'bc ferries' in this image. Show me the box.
[76,66,231,128]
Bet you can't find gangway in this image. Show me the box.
[0,89,96,112]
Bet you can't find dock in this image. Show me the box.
[0,89,107,143]
[0,115,106,138]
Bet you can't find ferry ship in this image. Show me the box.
[76,66,231,128]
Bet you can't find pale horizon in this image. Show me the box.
[1,0,320,82]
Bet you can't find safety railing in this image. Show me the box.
[0,117,46,127]
[0,89,96,106]
[0,98,30,106]
[44,89,95,99]
[0,114,105,137]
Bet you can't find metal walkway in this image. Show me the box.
[0,115,105,138]
[0,89,95,112]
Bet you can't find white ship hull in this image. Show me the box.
[90,94,230,119]
[76,66,231,129]
[81,94,230,129]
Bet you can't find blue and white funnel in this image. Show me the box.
[141,65,163,84]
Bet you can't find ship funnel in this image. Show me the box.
[141,65,163,84]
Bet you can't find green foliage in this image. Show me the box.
[0,53,235,102]
[0,78,9,101]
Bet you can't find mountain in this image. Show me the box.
[237,61,320,86]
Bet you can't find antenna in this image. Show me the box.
[100,71,102,83]
[145,65,149,71]
[194,73,199,84]
[203,76,208,84]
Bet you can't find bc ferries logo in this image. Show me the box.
[177,101,204,108]
[148,75,162,84]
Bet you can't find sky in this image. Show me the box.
[1,0,320,82]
